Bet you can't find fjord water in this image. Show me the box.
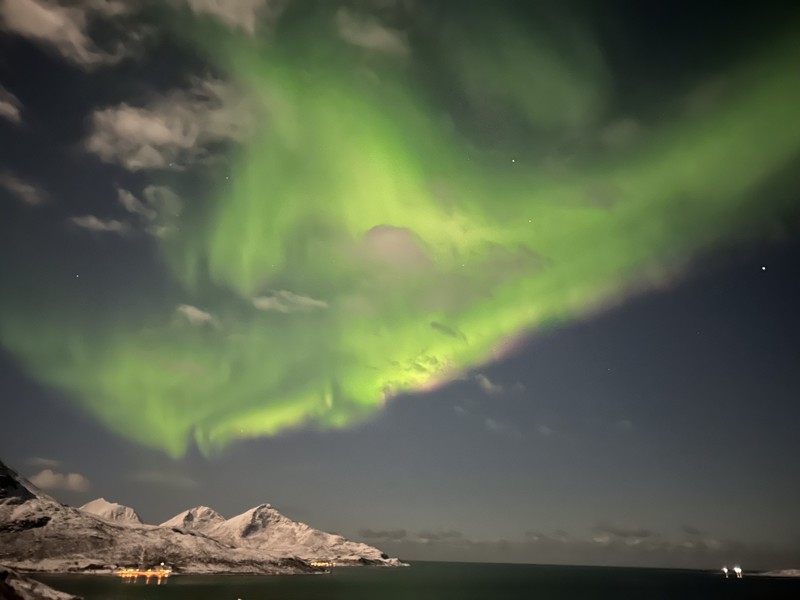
[38,562,800,600]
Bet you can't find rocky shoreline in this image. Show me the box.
[0,567,81,600]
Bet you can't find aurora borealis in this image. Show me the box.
[1,1,800,459]
[3,0,800,570]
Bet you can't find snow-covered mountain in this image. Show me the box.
[162,503,401,566]
[0,459,310,574]
[0,458,402,572]
[79,498,142,524]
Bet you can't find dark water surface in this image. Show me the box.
[37,562,800,600]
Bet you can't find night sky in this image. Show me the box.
[1,0,799,570]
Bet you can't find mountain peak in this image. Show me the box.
[79,497,142,524]
[161,505,225,530]
[0,457,53,505]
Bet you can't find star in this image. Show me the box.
[761,266,766,271]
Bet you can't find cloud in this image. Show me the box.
[29,468,90,492]
[0,84,22,124]
[142,185,181,217]
[430,321,465,340]
[253,291,328,313]
[118,185,182,236]
[118,188,156,220]
[335,7,408,55]
[182,0,286,35]
[27,457,60,468]
[474,373,503,396]
[85,77,256,170]
[358,528,407,541]
[128,469,197,489]
[0,171,47,205]
[0,0,141,69]
[176,304,214,325]
[69,215,128,234]
[417,529,464,542]
[593,523,654,543]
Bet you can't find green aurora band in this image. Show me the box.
[2,5,800,456]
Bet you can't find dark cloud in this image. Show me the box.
[683,525,703,536]
[358,528,407,541]
[593,523,654,540]
[430,321,466,340]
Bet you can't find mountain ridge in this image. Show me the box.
[0,458,401,573]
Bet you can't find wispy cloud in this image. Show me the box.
[358,528,407,541]
[69,215,128,234]
[0,0,142,69]
[0,84,23,124]
[474,373,503,395]
[417,529,464,542]
[118,188,156,220]
[430,321,466,340]
[0,171,47,205]
[253,291,328,314]
[118,185,182,236]
[176,304,214,326]
[86,77,256,170]
[182,0,286,35]
[593,523,654,546]
[29,468,90,492]
[336,7,409,55]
